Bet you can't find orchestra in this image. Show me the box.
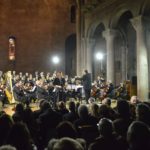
[0,70,130,107]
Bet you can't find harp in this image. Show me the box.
[5,71,15,103]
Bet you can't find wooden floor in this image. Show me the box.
[1,103,40,116]
[0,100,117,116]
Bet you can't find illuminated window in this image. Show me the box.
[8,36,16,61]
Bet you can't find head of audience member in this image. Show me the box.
[68,101,76,112]
[117,100,130,119]
[102,98,111,107]
[127,121,150,150]
[89,103,99,118]
[57,101,67,111]
[0,145,16,150]
[113,118,129,138]
[23,108,34,124]
[6,123,34,150]
[78,105,89,119]
[56,121,77,139]
[47,139,58,150]
[97,118,113,138]
[13,103,25,123]
[52,137,84,150]
[136,103,150,126]
[40,101,51,112]
[15,103,24,113]
[76,138,86,150]
[99,104,111,119]
[130,96,139,105]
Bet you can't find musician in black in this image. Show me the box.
[36,80,49,100]
[13,80,28,105]
[53,72,66,102]
[0,83,7,107]
[82,69,92,103]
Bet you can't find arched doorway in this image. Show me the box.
[116,11,136,86]
[65,34,76,77]
[92,23,106,80]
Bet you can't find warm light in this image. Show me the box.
[52,56,60,64]
[9,56,15,61]
[96,52,103,60]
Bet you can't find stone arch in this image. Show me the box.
[109,6,134,28]
[86,20,106,39]
[115,10,136,87]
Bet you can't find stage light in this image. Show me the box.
[52,56,60,64]
[95,52,103,60]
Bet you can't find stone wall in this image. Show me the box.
[0,0,75,73]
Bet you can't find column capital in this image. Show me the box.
[102,29,119,39]
[130,15,143,31]
[130,15,150,31]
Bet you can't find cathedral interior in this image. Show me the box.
[0,0,150,100]
[1,1,150,150]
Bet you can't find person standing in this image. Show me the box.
[53,72,66,102]
[82,70,92,103]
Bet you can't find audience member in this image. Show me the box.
[52,137,84,150]
[0,114,13,146]
[63,101,78,123]
[6,123,36,150]
[127,121,150,150]
[56,121,77,139]
[136,103,150,126]
[0,145,16,150]
[89,118,119,150]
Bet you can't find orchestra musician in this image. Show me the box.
[82,69,92,103]
[53,71,66,102]
[0,83,7,107]
[13,80,29,105]
[36,80,49,100]
[23,81,37,103]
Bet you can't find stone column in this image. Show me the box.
[85,38,95,74]
[76,0,82,76]
[121,46,127,81]
[102,29,118,84]
[130,16,149,101]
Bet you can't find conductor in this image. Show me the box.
[82,69,92,103]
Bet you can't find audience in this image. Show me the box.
[1,95,150,150]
